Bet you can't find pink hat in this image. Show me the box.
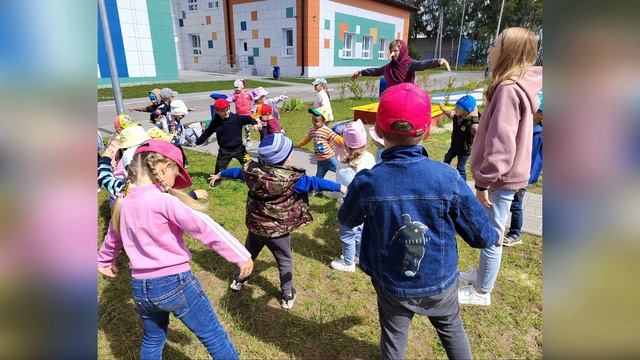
[376,83,431,137]
[368,125,384,147]
[134,140,192,189]
[251,87,268,100]
[342,120,367,148]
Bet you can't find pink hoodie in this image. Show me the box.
[98,184,251,279]
[471,66,543,190]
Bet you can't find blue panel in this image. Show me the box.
[98,0,128,78]
[208,40,213,48]
[179,18,184,27]
[248,56,254,65]
[240,21,247,31]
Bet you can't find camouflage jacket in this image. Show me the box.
[242,161,313,238]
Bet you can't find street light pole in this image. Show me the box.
[495,0,506,41]
[455,0,466,70]
[98,0,124,115]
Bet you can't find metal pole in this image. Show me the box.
[495,0,506,41]
[98,0,124,115]
[455,0,466,70]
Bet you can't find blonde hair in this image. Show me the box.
[485,27,538,102]
[342,146,366,170]
[111,152,207,234]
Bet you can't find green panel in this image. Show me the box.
[286,7,293,18]
[333,12,395,67]
[147,0,179,81]
[324,19,330,30]
[253,47,259,57]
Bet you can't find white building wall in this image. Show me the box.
[117,0,157,77]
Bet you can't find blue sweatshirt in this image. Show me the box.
[220,167,341,193]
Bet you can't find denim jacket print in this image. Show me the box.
[338,146,498,297]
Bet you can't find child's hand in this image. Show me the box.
[340,185,348,195]
[208,173,221,187]
[253,123,262,131]
[238,259,254,280]
[439,58,452,72]
[194,189,209,199]
[475,189,493,208]
[98,264,119,278]
[495,229,504,247]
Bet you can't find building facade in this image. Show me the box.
[98,0,179,86]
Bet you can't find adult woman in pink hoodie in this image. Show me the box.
[458,27,543,306]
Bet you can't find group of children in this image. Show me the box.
[98,29,542,359]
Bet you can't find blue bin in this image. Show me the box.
[273,66,280,79]
[379,76,388,97]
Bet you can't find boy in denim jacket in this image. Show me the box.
[339,83,501,360]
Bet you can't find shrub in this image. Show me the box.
[282,96,304,112]
[347,79,364,100]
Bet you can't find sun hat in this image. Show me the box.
[311,78,327,86]
[114,114,139,132]
[376,83,431,137]
[251,87,269,100]
[308,107,329,121]
[233,79,245,89]
[342,120,367,149]
[455,95,476,113]
[118,125,151,149]
[146,127,176,143]
[214,98,231,110]
[368,125,384,147]
[170,99,188,116]
[258,133,294,166]
[134,140,192,189]
[159,88,178,100]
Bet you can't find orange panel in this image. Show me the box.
[271,56,278,66]
[251,11,257,21]
[324,38,330,49]
[206,15,211,25]
[211,32,217,40]
[339,23,348,41]
[264,38,271,48]
[252,29,259,39]
[331,0,412,42]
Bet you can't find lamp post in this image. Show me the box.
[455,0,466,70]
[98,0,124,115]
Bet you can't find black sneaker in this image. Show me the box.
[280,288,297,309]
[503,233,522,247]
[229,277,247,291]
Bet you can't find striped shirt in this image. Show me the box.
[300,126,343,161]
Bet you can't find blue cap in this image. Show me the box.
[455,95,476,112]
[258,133,294,165]
[209,92,229,100]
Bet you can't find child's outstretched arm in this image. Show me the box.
[451,176,501,248]
[271,95,288,104]
[294,175,346,194]
[297,136,312,147]
[97,221,123,277]
[438,104,454,119]
[209,167,244,187]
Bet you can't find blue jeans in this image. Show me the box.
[443,148,469,181]
[316,157,338,179]
[131,271,239,360]
[339,223,363,265]
[476,189,516,293]
[507,190,525,236]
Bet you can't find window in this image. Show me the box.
[283,29,294,57]
[240,21,247,31]
[362,36,372,59]
[342,33,354,58]
[207,1,218,8]
[188,0,198,11]
[190,34,202,55]
[208,40,213,48]
[378,37,388,60]
[248,56,254,65]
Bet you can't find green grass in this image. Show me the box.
[98,148,542,359]
[98,80,288,102]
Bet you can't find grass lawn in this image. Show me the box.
[98,80,287,102]
[98,148,542,359]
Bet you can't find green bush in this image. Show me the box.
[347,79,364,100]
[281,96,304,112]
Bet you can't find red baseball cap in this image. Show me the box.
[214,98,231,110]
[376,83,431,137]
[134,140,192,189]
[260,103,273,115]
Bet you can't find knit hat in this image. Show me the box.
[135,140,192,189]
[260,103,273,115]
[376,83,431,137]
[214,98,231,110]
[455,95,476,112]
[312,78,327,86]
[258,133,294,166]
[159,88,178,100]
[114,114,138,132]
[170,99,188,116]
[251,87,268,100]
[118,125,151,149]
[342,120,367,148]
[308,107,329,121]
[233,79,245,89]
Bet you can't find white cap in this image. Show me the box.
[170,99,188,116]
[234,79,245,89]
[312,78,327,86]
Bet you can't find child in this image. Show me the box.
[504,92,543,246]
[97,139,253,359]
[251,87,288,140]
[257,104,283,137]
[439,95,479,180]
[312,78,334,123]
[195,98,261,175]
[297,108,345,179]
[155,99,190,168]
[232,79,254,147]
[183,120,212,146]
[128,88,163,124]
[209,133,346,309]
[329,120,376,272]
[368,125,385,163]
[338,83,500,359]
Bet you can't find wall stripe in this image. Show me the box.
[97,0,129,78]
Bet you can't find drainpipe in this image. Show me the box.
[225,0,234,67]
[300,0,305,76]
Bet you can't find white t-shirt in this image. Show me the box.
[333,151,376,204]
[314,89,334,122]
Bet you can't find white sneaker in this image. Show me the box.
[458,285,491,306]
[459,269,478,284]
[330,258,356,272]
[280,289,297,310]
[340,254,360,266]
[229,278,247,291]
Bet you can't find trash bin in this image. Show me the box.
[379,76,388,97]
[273,66,280,79]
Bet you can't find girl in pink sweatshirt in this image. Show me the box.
[97,140,253,360]
[458,27,542,306]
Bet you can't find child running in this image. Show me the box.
[329,120,376,272]
[297,108,345,179]
[209,133,346,309]
[98,139,253,360]
[440,95,479,180]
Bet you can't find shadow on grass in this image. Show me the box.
[191,249,378,359]
[98,262,192,360]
